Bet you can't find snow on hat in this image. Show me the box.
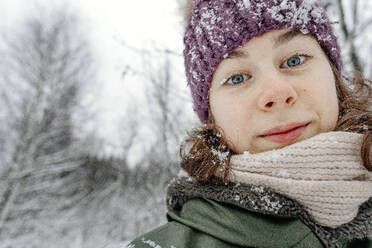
[184,0,342,124]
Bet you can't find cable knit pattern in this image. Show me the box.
[229,131,372,227]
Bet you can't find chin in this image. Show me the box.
[248,144,278,154]
[252,135,305,154]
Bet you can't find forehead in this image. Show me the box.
[228,29,313,58]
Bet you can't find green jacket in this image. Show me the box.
[128,178,372,248]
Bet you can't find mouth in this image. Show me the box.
[259,122,311,145]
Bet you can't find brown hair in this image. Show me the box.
[179,121,232,184]
[181,0,195,23]
[179,0,372,184]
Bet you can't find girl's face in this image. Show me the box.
[209,29,339,154]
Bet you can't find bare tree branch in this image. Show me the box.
[0,4,95,241]
[336,0,349,40]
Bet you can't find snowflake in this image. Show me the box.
[243,0,251,9]
[250,199,259,209]
[252,185,264,194]
[141,238,162,248]
[261,195,283,213]
[311,7,323,20]
[199,8,222,32]
[280,0,296,10]
[234,195,241,201]
[189,47,197,62]
[267,0,327,29]
[192,71,199,80]
[300,28,309,34]
[211,149,229,161]
[242,151,251,158]
[195,25,202,35]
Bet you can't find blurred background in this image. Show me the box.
[0,0,371,247]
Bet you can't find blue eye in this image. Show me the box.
[224,74,251,86]
[281,55,306,68]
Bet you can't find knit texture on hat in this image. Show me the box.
[184,0,342,123]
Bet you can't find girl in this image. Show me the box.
[128,0,372,247]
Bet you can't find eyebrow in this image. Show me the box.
[226,50,249,59]
[225,29,304,60]
[273,29,303,48]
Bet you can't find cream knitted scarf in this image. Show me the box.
[228,131,372,228]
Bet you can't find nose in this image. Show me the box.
[257,78,298,111]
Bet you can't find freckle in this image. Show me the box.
[303,89,307,93]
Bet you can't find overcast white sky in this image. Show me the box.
[63,0,187,157]
[0,0,189,158]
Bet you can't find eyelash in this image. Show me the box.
[280,53,312,69]
[221,53,312,87]
[220,72,252,87]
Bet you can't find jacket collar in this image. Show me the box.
[166,177,372,248]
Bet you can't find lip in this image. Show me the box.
[259,122,311,144]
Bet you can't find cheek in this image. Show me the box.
[211,96,241,132]
[307,72,339,131]
[210,93,254,152]
[322,83,339,130]
[323,74,339,129]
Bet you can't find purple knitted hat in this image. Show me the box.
[184,0,342,124]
